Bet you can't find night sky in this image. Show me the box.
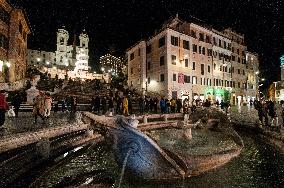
[8,0,284,85]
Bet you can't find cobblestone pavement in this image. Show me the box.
[0,112,78,138]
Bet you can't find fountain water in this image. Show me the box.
[117,149,131,188]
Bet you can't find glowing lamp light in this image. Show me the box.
[6,62,11,68]
[255,71,259,75]
[101,67,105,71]
[46,61,50,65]
[37,58,41,62]
[261,78,265,81]
[0,60,3,71]
[53,66,56,69]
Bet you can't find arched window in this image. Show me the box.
[60,37,64,45]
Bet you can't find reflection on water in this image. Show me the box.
[34,133,284,188]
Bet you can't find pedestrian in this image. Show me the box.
[33,91,45,123]
[153,97,158,114]
[0,90,9,127]
[176,98,182,113]
[170,98,176,113]
[108,97,114,115]
[150,98,154,113]
[11,92,22,118]
[280,100,284,128]
[145,97,150,113]
[91,96,95,112]
[44,92,52,118]
[53,98,59,113]
[122,96,129,116]
[71,96,77,113]
[138,97,144,114]
[268,101,278,126]
[191,100,197,114]
[128,95,133,115]
[61,97,66,112]
[101,97,107,114]
[95,96,101,115]
[115,97,122,115]
[160,98,166,113]
[166,99,171,113]
[183,98,189,122]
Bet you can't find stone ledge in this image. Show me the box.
[0,124,89,154]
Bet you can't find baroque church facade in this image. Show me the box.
[27,28,89,71]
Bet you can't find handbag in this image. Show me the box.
[7,108,16,117]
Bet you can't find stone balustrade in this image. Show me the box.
[0,123,89,154]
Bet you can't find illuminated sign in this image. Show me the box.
[281,55,284,67]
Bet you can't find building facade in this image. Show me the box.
[27,28,89,71]
[127,16,259,105]
[99,53,124,75]
[0,0,30,83]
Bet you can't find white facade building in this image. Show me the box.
[27,28,89,71]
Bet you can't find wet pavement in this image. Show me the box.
[0,112,78,138]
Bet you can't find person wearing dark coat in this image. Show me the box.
[128,95,133,115]
[94,96,101,114]
[101,97,107,114]
[12,93,22,118]
[91,97,95,112]
[0,90,9,126]
[108,97,114,114]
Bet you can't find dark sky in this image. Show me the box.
[8,0,284,84]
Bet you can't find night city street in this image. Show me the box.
[0,0,283,187]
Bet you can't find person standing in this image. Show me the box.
[95,96,101,115]
[91,97,95,112]
[44,93,52,118]
[138,97,144,114]
[170,98,176,113]
[183,98,189,121]
[122,96,129,116]
[280,100,284,128]
[108,97,114,115]
[33,91,45,123]
[61,97,66,112]
[128,95,133,115]
[101,97,107,115]
[12,93,22,118]
[71,96,77,113]
[160,98,166,113]
[0,90,9,127]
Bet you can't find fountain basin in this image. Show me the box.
[109,111,243,181]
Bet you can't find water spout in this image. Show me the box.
[117,149,131,188]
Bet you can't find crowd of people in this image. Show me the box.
[1,87,284,130]
[254,100,283,127]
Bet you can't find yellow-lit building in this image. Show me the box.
[127,15,259,105]
[0,0,30,84]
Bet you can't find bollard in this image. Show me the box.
[184,128,192,140]
[143,116,148,124]
[163,114,168,122]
